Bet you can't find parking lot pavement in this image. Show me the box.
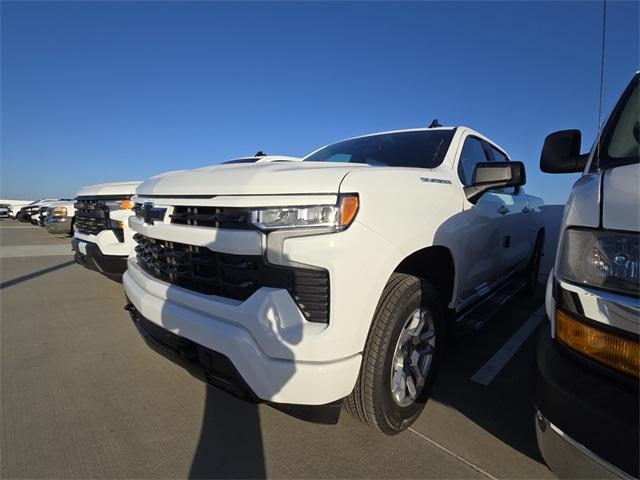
[0,219,554,479]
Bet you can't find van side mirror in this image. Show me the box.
[540,130,588,173]
[465,161,526,203]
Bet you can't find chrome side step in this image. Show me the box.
[453,276,528,334]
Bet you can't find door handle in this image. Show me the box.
[497,205,509,215]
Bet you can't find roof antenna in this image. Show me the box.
[595,0,607,170]
[428,119,442,128]
[255,151,267,157]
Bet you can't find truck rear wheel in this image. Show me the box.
[521,233,544,296]
[344,273,443,435]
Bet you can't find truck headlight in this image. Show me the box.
[105,199,134,211]
[249,194,359,232]
[50,207,67,218]
[558,228,639,297]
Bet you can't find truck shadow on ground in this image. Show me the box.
[431,303,547,465]
[150,284,304,479]
[0,259,75,289]
[189,387,266,479]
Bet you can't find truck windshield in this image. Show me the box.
[304,129,455,169]
[597,75,639,170]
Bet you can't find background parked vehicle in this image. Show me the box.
[535,73,639,479]
[0,204,11,218]
[71,181,141,280]
[124,125,546,434]
[0,199,33,218]
[44,200,76,235]
[35,199,73,226]
[17,199,60,223]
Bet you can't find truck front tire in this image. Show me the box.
[344,273,443,435]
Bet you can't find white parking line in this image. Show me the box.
[408,427,499,480]
[470,305,546,386]
[0,226,39,229]
[0,245,73,258]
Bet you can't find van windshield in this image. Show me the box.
[597,75,639,169]
[304,129,455,169]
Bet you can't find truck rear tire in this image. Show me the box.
[344,273,443,435]
[521,233,544,296]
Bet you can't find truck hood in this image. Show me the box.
[76,180,142,197]
[602,163,639,231]
[137,162,370,196]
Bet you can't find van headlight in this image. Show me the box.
[249,194,359,232]
[558,228,639,297]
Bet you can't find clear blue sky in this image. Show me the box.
[1,1,638,204]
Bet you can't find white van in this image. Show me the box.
[534,73,639,478]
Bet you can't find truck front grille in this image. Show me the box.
[134,234,330,323]
[170,206,251,229]
[75,200,109,235]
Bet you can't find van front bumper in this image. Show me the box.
[122,257,362,407]
[534,329,639,478]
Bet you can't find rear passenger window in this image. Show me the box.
[458,137,489,186]
[489,148,508,163]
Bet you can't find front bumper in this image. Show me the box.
[45,217,72,234]
[123,258,363,406]
[126,301,342,424]
[71,237,128,278]
[534,330,639,478]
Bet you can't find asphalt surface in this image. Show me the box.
[0,219,555,479]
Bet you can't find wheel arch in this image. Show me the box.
[392,245,455,308]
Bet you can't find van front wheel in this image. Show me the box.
[343,273,443,435]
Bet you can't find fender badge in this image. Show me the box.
[420,177,452,185]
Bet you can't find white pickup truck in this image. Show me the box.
[72,181,141,280]
[17,199,59,223]
[123,126,545,432]
[535,73,639,478]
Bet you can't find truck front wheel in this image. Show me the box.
[344,273,443,435]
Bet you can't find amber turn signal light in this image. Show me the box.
[119,199,135,210]
[556,309,639,379]
[339,194,359,229]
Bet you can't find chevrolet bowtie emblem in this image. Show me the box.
[142,202,167,225]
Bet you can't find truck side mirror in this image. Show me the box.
[540,130,588,173]
[465,161,526,204]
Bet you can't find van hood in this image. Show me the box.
[564,163,639,232]
[602,163,639,231]
[137,162,370,196]
[76,180,142,198]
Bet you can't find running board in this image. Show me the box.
[453,276,528,335]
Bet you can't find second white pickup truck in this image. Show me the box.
[124,126,545,432]
[72,181,141,280]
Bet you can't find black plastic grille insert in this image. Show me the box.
[170,206,252,229]
[75,199,109,235]
[134,234,329,323]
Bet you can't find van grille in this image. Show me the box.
[134,234,330,323]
